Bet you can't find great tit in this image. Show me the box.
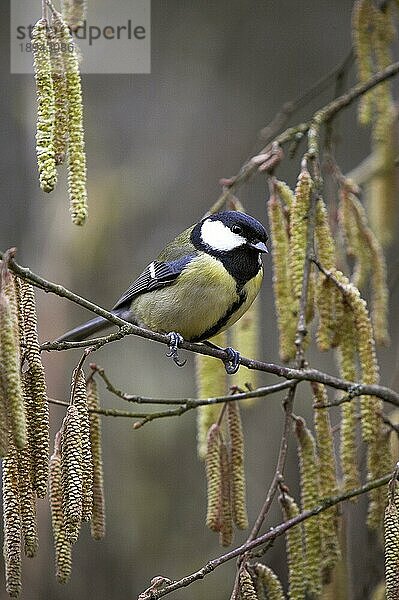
[56,211,268,372]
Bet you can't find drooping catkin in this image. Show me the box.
[337,309,361,493]
[2,443,22,598]
[231,298,259,393]
[372,7,395,145]
[71,368,93,521]
[0,371,9,457]
[19,280,49,497]
[48,23,69,165]
[294,417,323,598]
[196,332,227,459]
[268,187,296,362]
[333,270,384,527]
[227,401,248,530]
[338,186,370,289]
[346,190,388,345]
[53,12,88,225]
[17,440,38,558]
[61,0,87,31]
[367,428,393,531]
[61,404,83,543]
[87,378,105,540]
[366,114,398,247]
[32,19,57,193]
[205,424,222,532]
[333,271,380,443]
[239,567,258,600]
[253,563,285,600]
[0,291,26,450]
[219,438,233,546]
[314,198,337,351]
[280,493,306,600]
[49,434,72,584]
[312,384,340,576]
[289,168,312,304]
[384,482,399,600]
[275,178,295,211]
[352,0,375,125]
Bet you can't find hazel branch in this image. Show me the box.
[2,250,399,408]
[209,60,399,214]
[140,472,393,599]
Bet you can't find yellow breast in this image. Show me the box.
[131,254,263,341]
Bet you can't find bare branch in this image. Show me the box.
[140,472,392,599]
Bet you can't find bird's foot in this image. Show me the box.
[166,332,187,367]
[223,347,240,374]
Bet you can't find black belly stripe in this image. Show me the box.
[190,291,247,343]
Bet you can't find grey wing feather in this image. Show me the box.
[112,255,195,310]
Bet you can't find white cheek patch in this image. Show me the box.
[201,219,246,251]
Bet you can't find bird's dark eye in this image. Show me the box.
[232,225,242,235]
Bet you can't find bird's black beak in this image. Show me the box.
[249,240,268,253]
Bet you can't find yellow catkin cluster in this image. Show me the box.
[238,568,258,600]
[32,19,57,193]
[268,188,296,362]
[289,168,313,304]
[53,13,88,225]
[333,270,388,528]
[196,332,227,459]
[2,444,22,598]
[280,493,306,600]
[384,483,399,600]
[253,563,285,600]
[231,298,259,394]
[314,198,338,351]
[49,435,72,584]
[0,289,27,450]
[338,186,389,345]
[19,280,49,498]
[48,25,69,165]
[312,384,341,576]
[352,1,397,245]
[87,378,106,540]
[333,271,380,442]
[294,417,323,597]
[31,12,88,224]
[61,0,87,31]
[61,405,83,543]
[227,401,248,530]
[71,368,93,522]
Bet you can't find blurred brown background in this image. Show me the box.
[1,1,399,598]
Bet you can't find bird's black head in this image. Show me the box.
[192,211,268,256]
[191,211,268,289]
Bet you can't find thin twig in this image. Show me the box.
[47,397,151,419]
[208,60,399,214]
[259,50,354,142]
[92,364,293,406]
[140,472,392,599]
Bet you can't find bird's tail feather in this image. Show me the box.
[56,314,117,343]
